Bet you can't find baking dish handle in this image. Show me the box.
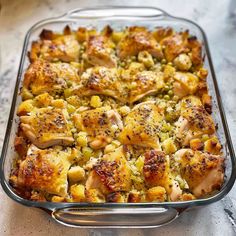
[66,6,168,19]
[51,206,180,228]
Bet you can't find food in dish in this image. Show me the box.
[10,25,224,203]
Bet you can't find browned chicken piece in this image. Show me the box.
[152,27,174,43]
[175,149,224,197]
[161,31,189,62]
[117,26,163,60]
[146,186,167,202]
[173,72,199,98]
[85,147,131,202]
[87,35,117,68]
[20,107,74,149]
[119,102,163,148]
[175,102,215,146]
[187,36,203,66]
[143,150,171,191]
[73,106,123,149]
[72,66,127,102]
[17,145,74,197]
[160,31,203,66]
[129,71,165,103]
[23,60,80,96]
[29,34,80,62]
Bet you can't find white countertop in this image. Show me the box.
[1,0,236,235]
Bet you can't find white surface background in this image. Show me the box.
[1,0,236,235]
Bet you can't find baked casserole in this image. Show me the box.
[9,25,225,203]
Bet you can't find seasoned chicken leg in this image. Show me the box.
[73,106,123,149]
[23,60,80,96]
[30,34,80,62]
[175,102,215,146]
[87,35,117,68]
[20,107,74,149]
[117,26,163,60]
[119,102,163,148]
[72,66,128,102]
[173,72,199,98]
[129,71,165,103]
[175,149,224,197]
[85,147,131,202]
[17,145,75,197]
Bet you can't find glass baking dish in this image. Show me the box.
[0,6,236,228]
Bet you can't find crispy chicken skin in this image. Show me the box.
[17,145,74,197]
[29,34,80,62]
[73,66,165,103]
[117,26,163,59]
[143,150,171,189]
[173,72,199,98]
[175,100,215,146]
[176,149,224,197]
[160,29,202,66]
[23,60,80,96]
[161,32,189,62]
[87,35,117,68]
[20,107,74,149]
[73,66,127,102]
[73,107,123,149]
[85,147,131,202]
[119,102,163,148]
[129,71,165,103]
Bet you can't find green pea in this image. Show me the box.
[164,95,170,100]
[161,58,167,64]
[168,90,174,96]
[120,61,126,67]
[164,85,170,91]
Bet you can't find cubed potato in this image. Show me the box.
[173,54,192,71]
[82,146,93,160]
[51,196,65,202]
[86,188,105,203]
[204,137,222,154]
[162,138,177,154]
[68,166,85,182]
[104,144,116,154]
[51,99,66,108]
[190,138,203,151]
[90,95,102,108]
[138,51,154,68]
[163,64,176,79]
[17,100,35,116]
[76,132,88,147]
[70,184,85,202]
[146,186,166,202]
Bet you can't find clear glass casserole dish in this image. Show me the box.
[0,6,235,228]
